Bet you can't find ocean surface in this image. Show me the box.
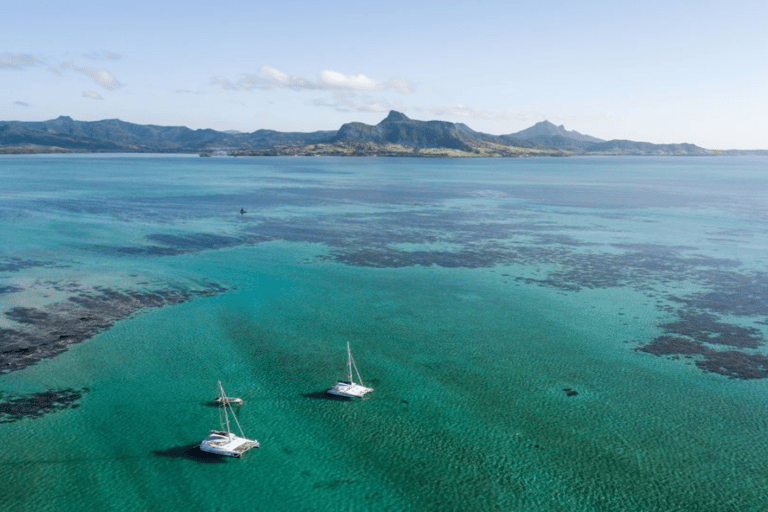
[1,154,767,511]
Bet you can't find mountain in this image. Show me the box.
[0,115,340,152]
[582,140,711,155]
[325,111,542,155]
[243,129,335,148]
[333,111,478,151]
[0,111,741,156]
[0,116,232,152]
[508,120,604,143]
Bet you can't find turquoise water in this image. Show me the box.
[1,155,768,511]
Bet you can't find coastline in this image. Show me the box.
[5,112,767,157]
[5,145,767,157]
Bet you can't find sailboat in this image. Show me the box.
[327,342,374,398]
[199,381,259,458]
[214,394,243,406]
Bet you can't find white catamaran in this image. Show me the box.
[200,381,259,458]
[327,342,373,398]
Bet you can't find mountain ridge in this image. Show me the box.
[1,111,762,156]
[507,120,604,144]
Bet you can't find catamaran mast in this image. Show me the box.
[219,380,248,437]
[229,402,246,438]
[347,342,365,386]
[346,342,354,383]
[218,381,232,434]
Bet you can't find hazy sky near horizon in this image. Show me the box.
[2,0,767,149]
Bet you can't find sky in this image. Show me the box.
[2,0,767,149]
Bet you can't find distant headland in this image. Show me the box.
[1,111,765,157]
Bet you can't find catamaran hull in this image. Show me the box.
[214,397,243,406]
[200,430,259,458]
[327,381,373,398]
[199,445,242,458]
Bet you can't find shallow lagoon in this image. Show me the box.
[1,155,767,511]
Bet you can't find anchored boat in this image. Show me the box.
[200,381,259,458]
[214,395,243,406]
[327,342,373,398]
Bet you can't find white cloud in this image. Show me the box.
[82,68,122,90]
[62,62,123,90]
[261,65,290,83]
[0,53,43,70]
[246,65,317,90]
[212,65,415,94]
[82,90,104,100]
[261,65,312,89]
[318,70,382,91]
[14,100,30,107]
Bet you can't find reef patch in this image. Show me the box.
[1,282,226,374]
[659,311,763,349]
[0,257,53,273]
[0,285,23,295]
[638,307,768,379]
[640,334,768,380]
[0,388,86,423]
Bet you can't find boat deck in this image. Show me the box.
[231,439,260,454]
[200,430,260,457]
[214,397,243,406]
[327,381,373,398]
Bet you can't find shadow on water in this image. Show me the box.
[301,391,350,401]
[151,444,228,464]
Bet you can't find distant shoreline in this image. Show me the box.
[4,111,766,156]
[3,146,768,157]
